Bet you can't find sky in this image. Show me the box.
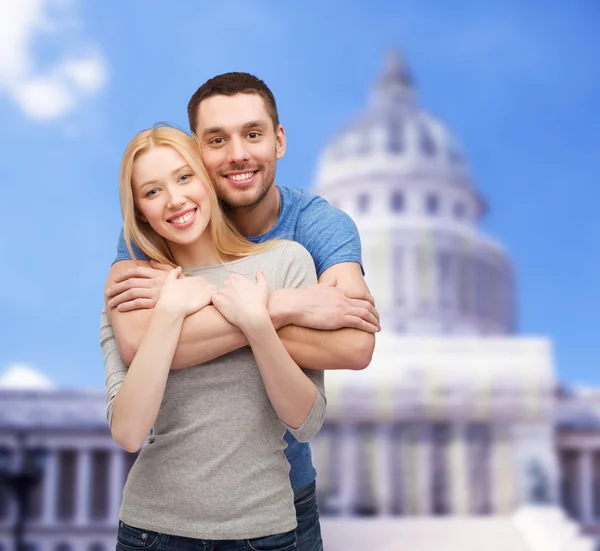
[0,0,598,390]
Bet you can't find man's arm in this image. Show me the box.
[106,260,377,371]
[278,262,375,371]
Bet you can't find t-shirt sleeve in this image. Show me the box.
[114,226,150,264]
[100,310,127,426]
[296,197,364,278]
[278,243,326,442]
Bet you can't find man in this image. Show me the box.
[104,72,379,550]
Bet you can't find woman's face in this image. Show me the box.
[132,145,212,247]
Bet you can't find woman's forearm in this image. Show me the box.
[110,303,184,452]
[244,315,320,432]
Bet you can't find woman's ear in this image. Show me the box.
[134,207,147,223]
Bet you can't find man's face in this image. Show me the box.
[194,93,286,209]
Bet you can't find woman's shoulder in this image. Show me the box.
[263,240,313,264]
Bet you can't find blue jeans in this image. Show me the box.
[116,522,297,550]
[293,481,323,551]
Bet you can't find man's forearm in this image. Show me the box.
[110,301,374,371]
[278,325,375,371]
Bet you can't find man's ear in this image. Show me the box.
[275,124,286,160]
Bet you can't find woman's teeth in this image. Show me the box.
[170,211,194,224]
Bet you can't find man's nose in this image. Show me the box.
[227,137,250,164]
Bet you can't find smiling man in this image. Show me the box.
[103,72,379,551]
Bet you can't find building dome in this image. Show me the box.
[313,50,516,335]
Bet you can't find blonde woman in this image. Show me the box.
[100,125,325,551]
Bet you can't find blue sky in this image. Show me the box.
[0,0,598,389]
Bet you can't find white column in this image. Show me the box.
[405,245,417,314]
[491,425,515,514]
[371,425,392,515]
[41,448,59,525]
[75,448,92,525]
[109,448,126,523]
[578,449,594,524]
[338,425,359,515]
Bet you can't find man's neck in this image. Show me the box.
[228,184,281,238]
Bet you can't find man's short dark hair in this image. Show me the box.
[187,72,279,134]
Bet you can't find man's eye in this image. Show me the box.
[210,137,224,145]
[248,132,261,139]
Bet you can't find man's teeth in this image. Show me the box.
[171,211,194,224]
[229,172,254,181]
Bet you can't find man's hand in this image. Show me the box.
[105,260,173,312]
[273,275,380,333]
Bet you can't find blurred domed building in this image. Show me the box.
[0,51,599,551]
[314,50,513,336]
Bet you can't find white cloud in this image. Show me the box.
[0,0,107,121]
[0,363,54,391]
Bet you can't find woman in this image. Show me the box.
[101,125,325,550]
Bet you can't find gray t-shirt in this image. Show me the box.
[100,241,326,539]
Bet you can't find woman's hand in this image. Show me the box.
[156,267,218,317]
[212,271,271,334]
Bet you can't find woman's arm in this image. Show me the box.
[103,268,215,452]
[212,266,325,442]
[109,302,184,452]
[244,313,325,441]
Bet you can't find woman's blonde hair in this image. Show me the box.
[119,124,274,266]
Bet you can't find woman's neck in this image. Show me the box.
[168,234,226,269]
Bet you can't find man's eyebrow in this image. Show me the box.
[202,126,225,137]
[202,120,268,137]
[242,120,267,129]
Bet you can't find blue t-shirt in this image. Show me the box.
[114,185,363,490]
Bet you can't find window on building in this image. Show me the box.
[436,251,454,310]
[388,118,404,153]
[57,451,77,521]
[418,124,436,156]
[91,450,110,520]
[431,424,451,515]
[89,544,104,551]
[454,202,465,219]
[560,450,579,518]
[425,194,439,215]
[54,544,72,551]
[355,423,379,516]
[357,194,370,214]
[0,447,12,520]
[391,191,404,213]
[316,424,343,516]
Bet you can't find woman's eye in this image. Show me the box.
[145,188,158,197]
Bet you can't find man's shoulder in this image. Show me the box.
[279,185,327,208]
[279,185,342,220]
